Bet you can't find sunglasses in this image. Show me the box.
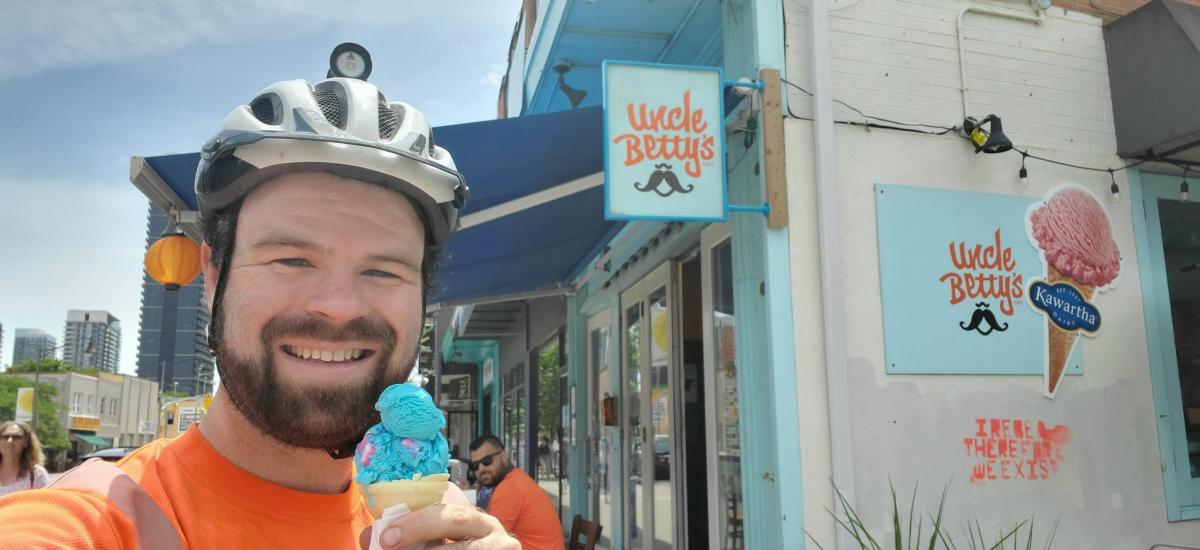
[470,450,503,471]
[1,435,25,442]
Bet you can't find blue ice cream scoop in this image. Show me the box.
[354,384,450,486]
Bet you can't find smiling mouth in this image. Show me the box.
[281,345,375,363]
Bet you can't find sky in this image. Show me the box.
[0,1,520,375]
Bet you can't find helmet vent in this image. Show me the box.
[249,94,280,125]
[314,88,345,128]
[409,134,426,155]
[378,103,400,140]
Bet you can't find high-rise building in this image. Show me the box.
[135,205,214,395]
[63,310,121,373]
[13,328,57,365]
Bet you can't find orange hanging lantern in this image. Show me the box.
[144,232,201,289]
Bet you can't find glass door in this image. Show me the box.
[701,222,744,549]
[587,311,615,549]
[621,263,677,550]
[1140,174,1200,511]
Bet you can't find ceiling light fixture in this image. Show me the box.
[553,58,587,109]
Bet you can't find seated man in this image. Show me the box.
[470,435,564,550]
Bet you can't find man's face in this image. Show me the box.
[470,443,510,487]
[202,172,427,450]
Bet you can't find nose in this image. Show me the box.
[302,267,371,323]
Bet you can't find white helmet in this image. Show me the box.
[195,78,468,246]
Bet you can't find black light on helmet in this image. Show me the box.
[328,42,372,80]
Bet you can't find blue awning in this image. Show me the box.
[132,106,620,305]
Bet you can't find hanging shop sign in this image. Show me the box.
[875,184,1122,398]
[69,415,101,432]
[603,60,727,221]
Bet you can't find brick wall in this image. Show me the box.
[1054,0,1200,22]
[785,0,1118,157]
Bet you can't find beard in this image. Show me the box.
[211,311,416,450]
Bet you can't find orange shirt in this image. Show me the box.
[0,427,373,549]
[487,467,564,550]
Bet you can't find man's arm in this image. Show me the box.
[0,489,137,550]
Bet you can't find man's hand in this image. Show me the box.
[358,503,520,549]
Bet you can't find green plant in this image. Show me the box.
[806,481,1058,550]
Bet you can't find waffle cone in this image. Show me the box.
[1044,265,1095,396]
[362,473,451,519]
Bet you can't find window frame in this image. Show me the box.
[1131,168,1200,521]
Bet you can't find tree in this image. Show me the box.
[537,343,562,437]
[7,357,70,374]
[0,375,69,451]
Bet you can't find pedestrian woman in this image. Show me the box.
[0,421,48,496]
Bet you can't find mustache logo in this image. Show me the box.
[634,163,693,197]
[959,301,1009,336]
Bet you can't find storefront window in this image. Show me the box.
[711,239,743,549]
[647,287,673,548]
[502,365,527,471]
[1156,198,1200,479]
[589,322,615,549]
[624,301,645,550]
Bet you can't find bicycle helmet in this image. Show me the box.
[195,77,468,246]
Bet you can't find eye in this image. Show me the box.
[275,258,312,267]
[363,269,400,279]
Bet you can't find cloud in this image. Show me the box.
[0,178,148,374]
[0,0,510,81]
[481,63,506,87]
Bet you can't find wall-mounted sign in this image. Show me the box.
[15,388,34,423]
[876,184,1094,383]
[69,415,100,432]
[603,60,726,221]
[1024,185,1121,398]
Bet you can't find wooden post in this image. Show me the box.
[760,68,789,229]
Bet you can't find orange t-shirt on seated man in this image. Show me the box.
[487,466,564,550]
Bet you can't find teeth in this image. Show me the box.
[286,346,364,362]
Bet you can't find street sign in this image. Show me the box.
[603,60,727,221]
[177,407,198,431]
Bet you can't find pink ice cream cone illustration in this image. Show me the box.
[1028,187,1121,397]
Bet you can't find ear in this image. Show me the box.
[201,242,218,312]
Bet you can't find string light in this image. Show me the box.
[1018,152,1029,186]
[779,77,1151,198]
[1182,167,1190,201]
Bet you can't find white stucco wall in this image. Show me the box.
[784,0,1200,547]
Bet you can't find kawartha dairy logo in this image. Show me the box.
[611,91,716,197]
[1024,184,1122,398]
[938,229,1025,336]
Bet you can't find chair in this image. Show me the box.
[567,514,603,550]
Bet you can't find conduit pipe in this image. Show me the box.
[808,1,855,548]
[956,5,1043,120]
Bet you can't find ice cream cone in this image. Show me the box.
[1044,265,1095,396]
[363,473,451,519]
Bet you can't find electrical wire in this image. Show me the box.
[780,77,957,134]
[774,0,1154,181]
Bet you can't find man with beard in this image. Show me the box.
[470,435,563,550]
[0,76,517,550]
